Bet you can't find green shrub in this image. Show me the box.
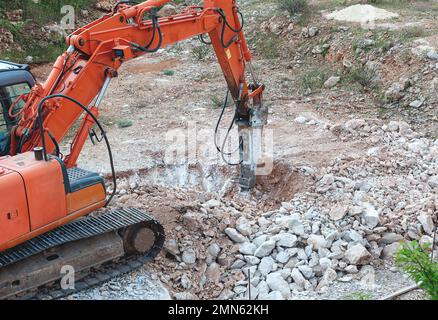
[163,69,175,76]
[192,45,210,61]
[346,65,378,91]
[277,0,308,16]
[255,34,281,59]
[300,69,327,91]
[395,240,438,300]
[117,119,133,128]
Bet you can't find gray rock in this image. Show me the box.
[385,82,404,102]
[297,265,314,279]
[266,272,291,299]
[408,139,429,154]
[276,251,291,264]
[418,212,434,235]
[308,26,319,37]
[324,76,341,89]
[205,263,221,283]
[256,280,270,297]
[225,228,248,243]
[245,255,261,265]
[409,100,424,108]
[285,215,305,236]
[233,285,247,294]
[253,235,268,247]
[380,233,404,244]
[164,239,180,256]
[207,243,221,257]
[381,242,401,259]
[317,267,337,291]
[307,234,328,250]
[157,3,177,16]
[231,259,246,269]
[361,202,380,228]
[345,244,372,265]
[344,229,365,245]
[244,285,259,300]
[203,199,221,208]
[344,119,366,132]
[180,274,192,289]
[344,265,358,274]
[182,248,197,264]
[275,233,298,248]
[419,235,433,246]
[295,116,308,124]
[427,49,438,60]
[239,242,257,255]
[428,176,438,188]
[329,204,348,221]
[258,257,275,276]
[174,292,199,300]
[182,211,200,230]
[236,217,252,236]
[264,291,284,300]
[291,268,306,289]
[319,257,332,270]
[254,240,276,258]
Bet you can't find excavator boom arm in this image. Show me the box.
[11,0,266,190]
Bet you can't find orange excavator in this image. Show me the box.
[0,0,266,299]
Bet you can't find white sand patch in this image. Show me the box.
[324,4,399,23]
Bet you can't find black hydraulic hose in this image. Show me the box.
[215,9,245,48]
[214,90,243,166]
[199,33,212,45]
[36,94,117,206]
[220,111,243,166]
[143,10,158,49]
[130,8,162,53]
[47,130,60,158]
[214,90,232,155]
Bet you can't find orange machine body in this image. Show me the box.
[1,0,264,253]
[0,152,106,251]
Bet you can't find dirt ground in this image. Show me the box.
[28,0,438,300]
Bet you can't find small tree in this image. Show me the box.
[277,0,308,16]
[395,241,438,300]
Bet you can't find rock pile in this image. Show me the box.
[221,119,437,300]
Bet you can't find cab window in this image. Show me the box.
[0,82,30,156]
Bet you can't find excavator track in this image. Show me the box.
[0,208,165,300]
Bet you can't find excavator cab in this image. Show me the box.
[0,60,35,156]
[0,61,108,252]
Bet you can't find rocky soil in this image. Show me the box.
[6,0,437,300]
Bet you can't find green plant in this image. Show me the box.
[395,240,438,300]
[0,0,97,63]
[192,45,210,61]
[163,69,175,76]
[117,119,133,128]
[277,0,308,16]
[300,69,327,91]
[1,0,96,23]
[400,26,428,41]
[255,34,282,59]
[346,65,378,91]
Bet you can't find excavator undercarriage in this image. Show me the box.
[0,208,165,299]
